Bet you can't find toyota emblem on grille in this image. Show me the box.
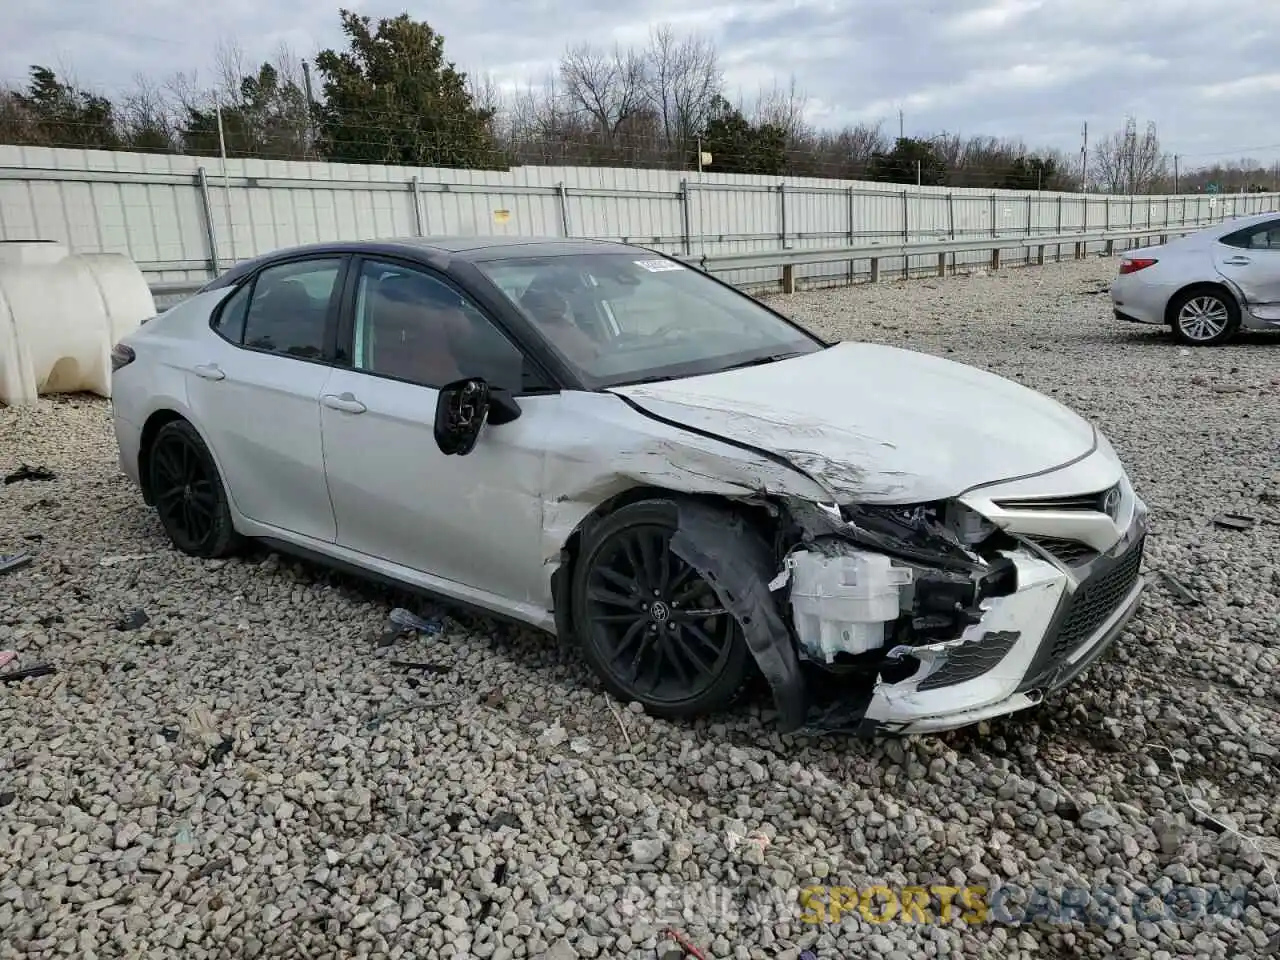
[1102,485,1122,520]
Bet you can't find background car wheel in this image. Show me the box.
[147,420,242,559]
[571,500,751,719]
[1168,286,1240,346]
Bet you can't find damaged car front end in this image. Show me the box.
[771,476,1147,736]
[582,430,1149,739]
[586,340,1151,738]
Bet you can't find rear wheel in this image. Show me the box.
[571,501,750,718]
[147,420,241,558]
[1169,287,1240,346]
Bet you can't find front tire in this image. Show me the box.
[570,500,751,719]
[1169,287,1240,346]
[147,420,241,559]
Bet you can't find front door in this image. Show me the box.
[318,256,553,602]
[185,255,346,542]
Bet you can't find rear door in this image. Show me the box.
[185,255,348,542]
[1214,218,1280,321]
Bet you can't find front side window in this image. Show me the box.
[230,258,342,359]
[475,253,823,388]
[351,259,528,391]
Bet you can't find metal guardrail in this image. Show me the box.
[144,223,1205,303]
[675,224,1209,293]
[679,225,1200,275]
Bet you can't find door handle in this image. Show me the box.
[321,392,366,414]
[192,363,225,381]
[1222,256,1251,265]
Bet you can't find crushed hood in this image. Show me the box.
[608,341,1097,503]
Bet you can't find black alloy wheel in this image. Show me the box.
[147,420,241,558]
[572,501,750,717]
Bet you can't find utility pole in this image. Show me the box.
[916,159,921,187]
[215,103,236,263]
[1173,155,1179,194]
[1079,121,1088,192]
[301,60,318,157]
[899,109,904,142]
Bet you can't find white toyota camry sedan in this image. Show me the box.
[110,237,1148,736]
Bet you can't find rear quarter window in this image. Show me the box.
[213,284,251,343]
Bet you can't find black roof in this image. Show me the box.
[205,235,663,289]
[385,236,640,259]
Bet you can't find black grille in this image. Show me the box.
[1027,536,1100,567]
[917,630,1020,691]
[1050,535,1145,660]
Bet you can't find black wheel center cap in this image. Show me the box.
[649,600,671,623]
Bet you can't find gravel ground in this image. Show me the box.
[2,255,1279,960]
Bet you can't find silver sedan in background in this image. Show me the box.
[1110,210,1280,346]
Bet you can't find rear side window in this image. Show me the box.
[1221,220,1280,250]
[215,258,343,360]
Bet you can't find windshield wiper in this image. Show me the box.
[608,352,806,389]
[612,372,682,386]
[719,352,806,371]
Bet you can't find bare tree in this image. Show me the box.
[1092,117,1168,194]
[212,39,253,108]
[645,25,721,158]
[467,72,504,117]
[795,122,889,178]
[269,42,307,92]
[752,75,809,142]
[505,72,588,164]
[467,71,508,148]
[164,68,212,118]
[117,73,176,151]
[559,42,649,144]
[0,86,38,145]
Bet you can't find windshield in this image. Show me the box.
[474,252,824,388]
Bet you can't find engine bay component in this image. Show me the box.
[785,548,913,662]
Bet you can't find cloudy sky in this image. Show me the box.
[6,0,1280,168]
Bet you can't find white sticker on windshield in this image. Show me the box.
[634,259,685,272]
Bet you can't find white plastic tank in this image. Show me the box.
[787,549,914,661]
[0,241,155,406]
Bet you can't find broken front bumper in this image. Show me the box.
[813,501,1149,736]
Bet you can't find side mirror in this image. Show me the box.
[434,378,490,456]
[487,388,522,426]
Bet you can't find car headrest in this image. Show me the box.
[261,278,314,315]
[377,272,461,308]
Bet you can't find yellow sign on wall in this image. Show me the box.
[493,209,511,224]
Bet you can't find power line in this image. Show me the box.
[1175,142,1280,160]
